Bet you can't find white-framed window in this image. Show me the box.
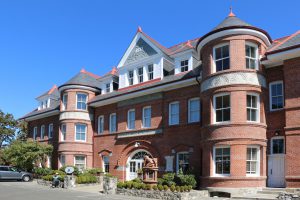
[76,93,88,110]
[246,146,260,176]
[214,146,230,176]
[48,123,53,139]
[245,43,259,69]
[169,101,180,125]
[188,98,200,123]
[62,93,68,110]
[180,60,189,72]
[41,125,45,140]
[47,156,52,168]
[247,93,260,122]
[127,109,135,130]
[148,64,154,80]
[98,115,104,134]
[271,136,285,154]
[214,93,230,123]
[61,124,66,141]
[106,83,110,93]
[109,113,117,133]
[142,106,151,128]
[138,67,143,83]
[74,155,86,171]
[269,81,284,111]
[33,127,37,141]
[75,124,86,142]
[176,152,190,174]
[213,43,230,72]
[128,70,134,86]
[40,101,44,110]
[103,156,110,173]
[59,154,66,168]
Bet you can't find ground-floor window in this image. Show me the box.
[74,155,86,171]
[103,156,110,173]
[177,152,190,174]
[60,155,66,167]
[214,146,230,175]
[246,146,260,176]
[47,156,52,168]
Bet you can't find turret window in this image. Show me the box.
[247,93,260,122]
[246,43,258,69]
[77,93,88,110]
[214,93,230,123]
[214,44,230,72]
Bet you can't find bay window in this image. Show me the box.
[214,44,230,72]
[214,94,230,123]
[75,124,86,142]
[62,93,68,110]
[247,94,260,122]
[74,155,86,171]
[214,146,230,175]
[246,43,258,69]
[76,93,88,110]
[246,146,260,176]
[61,124,66,141]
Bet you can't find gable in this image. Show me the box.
[124,38,158,65]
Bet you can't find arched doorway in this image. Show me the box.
[126,150,152,180]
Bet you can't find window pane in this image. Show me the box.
[222,58,230,70]
[251,109,257,121]
[271,84,277,96]
[216,110,222,122]
[223,95,230,108]
[216,96,222,109]
[223,108,230,121]
[216,60,223,72]
[246,45,251,57]
[215,47,222,59]
[222,45,229,57]
[277,97,283,108]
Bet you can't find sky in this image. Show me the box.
[0,0,299,119]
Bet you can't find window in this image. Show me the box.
[214,146,230,175]
[47,156,52,168]
[188,98,200,123]
[76,93,87,110]
[98,116,104,134]
[246,43,258,69]
[269,81,284,111]
[214,44,230,72]
[41,125,45,140]
[33,127,37,141]
[106,83,110,93]
[60,155,66,167]
[128,70,134,86]
[142,106,151,128]
[74,156,86,171]
[180,60,189,72]
[246,147,260,176]
[247,94,259,122]
[214,94,230,123]
[148,64,154,80]
[138,67,143,83]
[127,109,135,130]
[177,152,190,174]
[103,156,110,173]
[109,113,117,133]
[62,93,68,110]
[169,102,179,125]
[271,137,285,154]
[61,124,66,141]
[48,124,53,138]
[75,124,86,142]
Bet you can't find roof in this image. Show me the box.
[19,100,60,120]
[213,15,251,31]
[267,30,300,54]
[36,85,59,99]
[59,69,101,89]
[89,66,201,105]
[98,67,119,80]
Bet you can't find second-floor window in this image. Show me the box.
[188,98,200,123]
[61,124,66,141]
[109,113,117,133]
[41,125,45,139]
[106,83,110,93]
[269,81,284,111]
[214,44,230,72]
[33,127,37,141]
[214,94,230,123]
[127,109,135,130]
[75,124,86,142]
[138,67,143,83]
[181,60,189,72]
[62,93,68,110]
[214,146,230,175]
[169,102,179,125]
[128,70,134,86]
[48,124,53,139]
[142,106,151,128]
[246,43,258,69]
[247,94,259,122]
[77,93,87,110]
[148,64,154,80]
[98,116,104,134]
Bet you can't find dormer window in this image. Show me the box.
[106,83,110,93]
[148,64,154,80]
[128,70,134,86]
[76,93,88,110]
[138,67,143,83]
[214,44,230,72]
[180,60,189,72]
[246,43,258,69]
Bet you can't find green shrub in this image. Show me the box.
[125,181,133,189]
[104,173,117,178]
[117,182,125,188]
[163,185,169,191]
[170,185,176,192]
[87,168,103,175]
[188,185,192,191]
[145,184,152,190]
[174,174,197,188]
[59,165,80,176]
[76,174,97,184]
[132,178,142,183]
[41,175,53,181]
[152,185,158,190]
[34,168,53,176]
[52,170,66,176]
[157,185,163,191]
[162,173,176,186]
[176,186,181,192]
[141,183,147,190]
[180,186,185,193]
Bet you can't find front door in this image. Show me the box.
[129,160,143,180]
[126,150,152,181]
[268,137,285,187]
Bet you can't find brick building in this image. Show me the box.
[21,11,300,188]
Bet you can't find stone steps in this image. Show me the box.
[231,193,278,200]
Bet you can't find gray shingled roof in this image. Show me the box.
[267,31,300,53]
[19,100,60,120]
[60,72,101,89]
[36,87,59,99]
[213,16,251,31]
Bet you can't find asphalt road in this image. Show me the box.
[0,180,150,200]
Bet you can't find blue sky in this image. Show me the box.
[0,0,299,119]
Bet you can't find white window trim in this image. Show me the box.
[169,101,180,126]
[59,154,66,168]
[246,145,260,177]
[180,59,189,72]
[40,125,45,140]
[76,92,88,111]
[188,97,200,123]
[213,145,231,177]
[60,124,66,141]
[245,42,259,70]
[109,113,117,133]
[128,70,134,86]
[33,126,37,141]
[74,155,86,170]
[48,123,53,139]
[147,64,154,81]
[213,93,231,124]
[176,151,189,174]
[269,81,284,112]
[127,109,135,130]
[271,136,285,155]
[98,115,104,134]
[102,155,110,173]
[62,93,68,111]
[142,106,151,128]
[213,43,230,73]
[75,123,87,142]
[138,67,144,83]
[105,83,111,93]
[246,93,260,123]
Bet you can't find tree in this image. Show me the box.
[1,140,53,171]
[16,120,28,141]
[0,109,17,148]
